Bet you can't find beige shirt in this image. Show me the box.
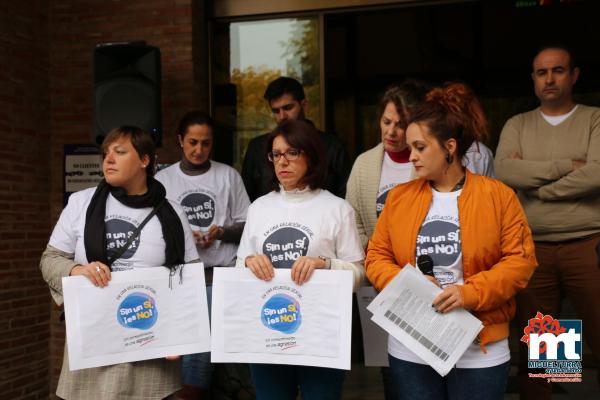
[495,104,600,241]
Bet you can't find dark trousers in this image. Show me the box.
[249,364,345,400]
[387,356,510,400]
[516,233,600,399]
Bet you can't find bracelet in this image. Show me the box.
[318,256,331,269]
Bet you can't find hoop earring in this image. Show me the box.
[445,153,453,164]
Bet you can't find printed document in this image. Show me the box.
[367,265,482,376]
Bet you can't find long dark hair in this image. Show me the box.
[175,111,214,138]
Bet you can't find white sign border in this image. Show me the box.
[63,262,210,371]
[211,268,353,370]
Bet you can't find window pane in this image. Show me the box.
[212,17,321,169]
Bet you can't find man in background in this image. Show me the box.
[495,45,600,399]
[241,76,351,200]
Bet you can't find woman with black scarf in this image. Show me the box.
[40,126,199,400]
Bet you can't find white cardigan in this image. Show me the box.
[345,143,417,248]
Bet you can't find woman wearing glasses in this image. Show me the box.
[236,119,365,400]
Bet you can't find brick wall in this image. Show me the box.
[0,1,52,399]
[47,0,209,396]
[0,0,209,398]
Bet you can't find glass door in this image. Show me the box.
[212,16,322,169]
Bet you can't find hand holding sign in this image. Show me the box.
[246,254,275,281]
[291,256,327,285]
[70,261,111,288]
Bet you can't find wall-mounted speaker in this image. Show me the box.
[93,42,161,145]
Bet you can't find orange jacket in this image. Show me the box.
[366,171,537,347]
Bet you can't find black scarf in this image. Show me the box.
[84,178,185,270]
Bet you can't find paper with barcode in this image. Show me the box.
[367,264,483,376]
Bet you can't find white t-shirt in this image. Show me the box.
[541,105,578,126]
[388,189,510,368]
[49,188,199,271]
[236,190,364,269]
[156,161,250,268]
[377,153,413,216]
[463,142,496,178]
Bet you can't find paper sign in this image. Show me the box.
[356,285,389,367]
[211,268,353,370]
[62,262,210,370]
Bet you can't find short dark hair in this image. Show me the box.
[264,77,306,102]
[176,111,214,138]
[102,126,156,176]
[266,119,326,191]
[378,79,432,129]
[533,43,576,70]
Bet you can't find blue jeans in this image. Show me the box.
[182,285,213,388]
[387,355,510,400]
[250,364,345,400]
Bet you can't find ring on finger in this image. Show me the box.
[95,264,101,273]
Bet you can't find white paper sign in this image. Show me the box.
[367,265,483,376]
[62,262,210,370]
[356,286,389,367]
[211,268,353,370]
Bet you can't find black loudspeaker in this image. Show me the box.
[93,42,161,145]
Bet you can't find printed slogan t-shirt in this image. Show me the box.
[236,190,364,269]
[376,153,413,216]
[49,187,198,271]
[156,161,250,268]
[388,189,510,368]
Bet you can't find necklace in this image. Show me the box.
[451,175,466,192]
[431,174,465,192]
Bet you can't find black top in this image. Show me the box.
[241,128,352,201]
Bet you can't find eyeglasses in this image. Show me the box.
[267,149,303,162]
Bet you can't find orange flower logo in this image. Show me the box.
[521,312,567,354]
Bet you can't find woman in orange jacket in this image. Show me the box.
[365,82,537,400]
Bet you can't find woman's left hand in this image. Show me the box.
[291,256,327,285]
[197,225,224,249]
[432,285,464,313]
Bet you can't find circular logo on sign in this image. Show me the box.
[416,221,461,266]
[117,292,158,330]
[105,218,140,259]
[261,294,301,334]
[181,193,215,228]
[262,227,310,269]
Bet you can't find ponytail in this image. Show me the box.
[409,82,487,158]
